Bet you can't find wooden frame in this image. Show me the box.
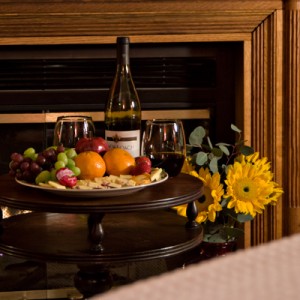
[0,109,210,124]
[0,0,299,247]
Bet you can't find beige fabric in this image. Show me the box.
[91,233,300,300]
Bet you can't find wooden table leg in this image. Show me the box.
[185,201,199,229]
[87,213,105,253]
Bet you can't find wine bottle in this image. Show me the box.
[105,36,141,157]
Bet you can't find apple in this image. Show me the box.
[135,156,151,168]
[130,156,152,175]
[75,137,109,155]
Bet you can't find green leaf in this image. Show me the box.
[220,197,230,207]
[205,223,223,235]
[220,226,244,240]
[211,147,223,157]
[240,145,254,156]
[231,124,242,133]
[237,213,254,223]
[204,223,223,235]
[216,142,231,147]
[209,157,219,173]
[222,206,239,221]
[204,233,228,243]
[189,126,206,146]
[218,144,230,156]
[195,152,208,165]
[203,223,243,242]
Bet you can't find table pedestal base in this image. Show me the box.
[74,264,112,298]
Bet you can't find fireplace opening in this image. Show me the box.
[0,42,242,174]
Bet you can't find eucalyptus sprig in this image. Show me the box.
[188,124,254,174]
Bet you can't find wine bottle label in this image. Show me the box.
[105,130,141,157]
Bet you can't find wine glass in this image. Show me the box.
[53,116,95,148]
[142,119,186,177]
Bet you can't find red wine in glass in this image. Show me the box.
[149,152,185,177]
[142,119,186,177]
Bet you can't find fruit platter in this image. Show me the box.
[8,137,168,198]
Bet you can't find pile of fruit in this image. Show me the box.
[8,136,156,189]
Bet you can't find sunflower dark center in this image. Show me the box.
[198,195,206,203]
[243,186,250,193]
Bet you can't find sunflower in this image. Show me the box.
[175,167,224,223]
[224,157,283,217]
[235,152,271,179]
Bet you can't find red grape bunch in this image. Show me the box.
[8,145,80,184]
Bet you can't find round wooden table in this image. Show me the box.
[0,173,203,296]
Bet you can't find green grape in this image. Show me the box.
[66,158,76,168]
[54,161,65,170]
[70,166,81,177]
[57,152,68,165]
[65,148,77,159]
[23,147,36,158]
[32,153,38,161]
[47,145,57,151]
[50,169,57,181]
[35,170,51,185]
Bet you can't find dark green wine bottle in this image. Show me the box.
[104,37,141,157]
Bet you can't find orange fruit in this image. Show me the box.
[74,151,106,180]
[103,148,136,176]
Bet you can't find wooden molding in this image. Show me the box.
[251,10,284,243]
[0,1,282,45]
[0,110,210,124]
[284,8,300,234]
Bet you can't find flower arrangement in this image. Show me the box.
[174,124,283,243]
